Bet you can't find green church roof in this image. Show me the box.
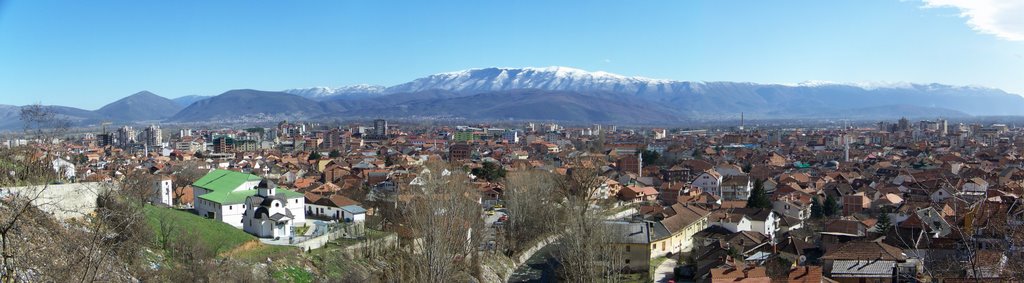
[192,169,261,192]
[193,169,303,205]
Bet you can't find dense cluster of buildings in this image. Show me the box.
[11,116,1024,282]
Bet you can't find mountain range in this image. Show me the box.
[2,66,1023,129]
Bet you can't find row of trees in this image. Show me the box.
[355,158,628,282]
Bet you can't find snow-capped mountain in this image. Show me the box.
[294,66,1011,99]
[277,66,1024,117]
[384,66,701,96]
[284,84,386,99]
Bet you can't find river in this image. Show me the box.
[507,242,561,283]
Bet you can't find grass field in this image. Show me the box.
[231,244,301,262]
[143,205,255,254]
[272,266,314,283]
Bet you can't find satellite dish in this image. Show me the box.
[798,255,807,265]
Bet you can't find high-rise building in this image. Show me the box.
[897,117,910,131]
[449,142,472,161]
[143,124,162,147]
[502,130,519,143]
[116,126,136,148]
[213,136,235,153]
[97,133,113,147]
[322,128,345,149]
[372,119,388,138]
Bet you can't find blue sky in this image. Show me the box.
[0,0,1021,109]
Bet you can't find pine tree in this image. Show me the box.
[875,213,891,233]
[308,151,322,160]
[746,179,771,209]
[811,196,824,219]
[328,149,341,158]
[823,195,839,217]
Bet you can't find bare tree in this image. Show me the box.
[553,158,627,282]
[153,208,178,251]
[119,169,159,204]
[0,147,58,187]
[19,103,70,145]
[0,185,50,281]
[0,184,143,282]
[374,161,484,282]
[502,170,561,255]
[172,161,208,205]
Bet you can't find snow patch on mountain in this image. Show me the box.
[283,84,386,98]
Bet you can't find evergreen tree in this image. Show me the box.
[471,162,506,182]
[746,179,771,209]
[328,149,341,158]
[308,151,322,160]
[875,213,892,233]
[823,195,839,217]
[641,150,661,166]
[811,196,824,219]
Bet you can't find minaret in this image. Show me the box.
[844,134,850,162]
[739,112,745,131]
[637,151,643,178]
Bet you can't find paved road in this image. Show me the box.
[481,209,507,250]
[653,258,677,283]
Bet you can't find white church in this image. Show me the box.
[192,169,304,237]
[242,179,297,239]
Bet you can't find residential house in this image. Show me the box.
[693,169,724,199]
[710,264,770,283]
[773,192,812,221]
[606,221,655,272]
[619,186,659,203]
[721,175,753,200]
[305,192,360,221]
[658,203,712,253]
[732,208,780,242]
[710,210,752,233]
[821,240,910,282]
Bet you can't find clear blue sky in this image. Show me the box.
[1,0,1021,109]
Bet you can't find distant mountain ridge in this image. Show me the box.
[169,89,325,122]
[3,66,1023,129]
[283,84,386,100]
[96,91,183,121]
[172,95,212,107]
[285,66,1024,117]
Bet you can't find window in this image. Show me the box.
[625,259,630,264]
[625,246,630,252]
